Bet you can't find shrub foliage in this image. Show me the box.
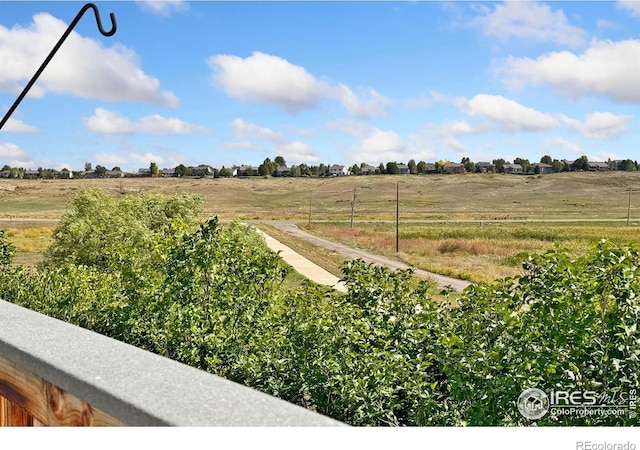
[0,189,637,425]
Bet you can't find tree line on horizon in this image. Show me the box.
[1,154,639,180]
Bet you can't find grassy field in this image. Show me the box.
[2,172,640,279]
[1,171,640,220]
[299,221,640,284]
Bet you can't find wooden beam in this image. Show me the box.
[0,355,123,427]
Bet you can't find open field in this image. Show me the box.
[299,221,640,284]
[1,171,640,221]
[2,172,640,279]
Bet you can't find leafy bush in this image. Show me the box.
[439,241,639,425]
[1,189,638,426]
[0,229,15,266]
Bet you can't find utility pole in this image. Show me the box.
[628,187,632,226]
[308,190,312,228]
[350,187,356,228]
[396,182,399,253]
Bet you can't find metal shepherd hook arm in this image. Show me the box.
[0,3,117,131]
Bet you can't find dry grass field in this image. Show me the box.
[300,221,640,284]
[1,171,639,220]
[2,172,640,279]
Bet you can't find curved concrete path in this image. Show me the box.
[256,221,471,292]
[253,228,347,292]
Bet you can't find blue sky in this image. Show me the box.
[0,1,638,171]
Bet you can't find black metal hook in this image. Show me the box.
[0,3,117,131]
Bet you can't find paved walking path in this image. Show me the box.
[253,228,347,292]
[256,221,472,292]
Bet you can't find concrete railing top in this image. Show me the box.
[0,300,343,426]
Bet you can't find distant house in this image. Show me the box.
[192,165,214,177]
[359,164,376,175]
[161,168,177,177]
[563,160,575,171]
[530,163,553,174]
[54,169,72,179]
[137,168,152,177]
[236,165,259,176]
[274,166,291,177]
[424,163,436,173]
[0,170,11,178]
[589,161,609,171]
[329,164,348,176]
[503,164,523,174]
[105,170,124,178]
[83,170,98,179]
[397,164,410,175]
[443,163,466,174]
[476,162,494,173]
[23,169,39,179]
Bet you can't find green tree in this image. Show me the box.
[408,159,417,175]
[46,188,203,269]
[514,158,531,173]
[0,229,15,266]
[386,161,399,175]
[492,158,506,173]
[377,163,386,174]
[416,161,427,174]
[174,164,190,177]
[551,159,565,173]
[618,159,636,171]
[274,156,286,167]
[219,166,232,177]
[94,165,107,178]
[150,162,160,177]
[461,157,476,173]
[572,155,589,171]
[290,165,301,177]
[540,155,553,165]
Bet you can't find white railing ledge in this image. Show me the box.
[0,300,343,426]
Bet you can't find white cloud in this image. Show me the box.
[220,141,263,151]
[549,136,584,155]
[456,94,559,131]
[208,51,390,117]
[326,119,373,138]
[349,128,410,164]
[497,39,640,103]
[286,126,316,138]
[275,141,320,164]
[93,148,188,168]
[1,118,40,133]
[0,141,34,167]
[336,85,391,118]
[136,1,189,16]
[228,118,318,162]
[424,120,488,138]
[38,158,73,171]
[617,0,640,16]
[446,137,466,153]
[560,112,633,140]
[404,91,445,110]
[208,52,332,114]
[230,118,284,143]
[84,108,209,135]
[476,1,587,48]
[0,13,178,107]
